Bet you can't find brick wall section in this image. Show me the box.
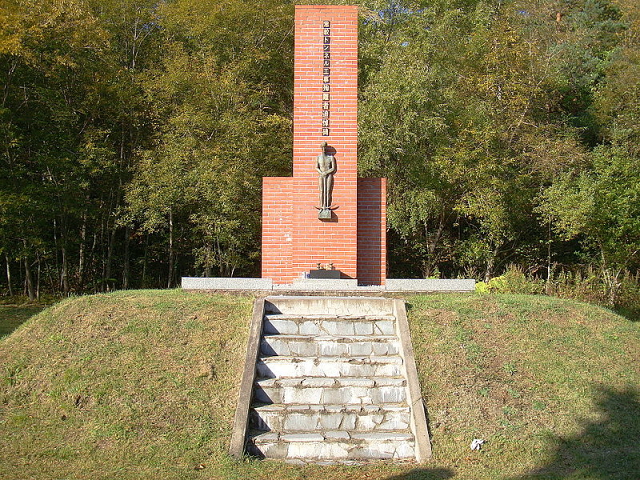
[357,178,387,285]
[262,178,294,282]
[261,5,387,285]
[293,6,358,178]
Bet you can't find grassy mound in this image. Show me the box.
[1,291,639,479]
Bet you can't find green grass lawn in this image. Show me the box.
[0,304,46,338]
[1,290,638,479]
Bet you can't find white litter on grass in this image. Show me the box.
[470,439,485,451]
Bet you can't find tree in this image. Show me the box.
[125,0,294,284]
[0,0,116,294]
[539,144,640,304]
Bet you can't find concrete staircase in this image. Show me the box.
[230,296,431,464]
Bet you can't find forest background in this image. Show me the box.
[1,0,639,313]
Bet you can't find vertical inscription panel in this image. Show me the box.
[293,5,358,179]
[322,20,331,137]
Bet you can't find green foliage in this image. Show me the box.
[476,264,640,319]
[1,0,293,292]
[1,0,640,296]
[358,0,639,286]
[0,0,156,294]
[595,45,640,149]
[124,0,293,280]
[539,143,640,303]
[475,265,544,294]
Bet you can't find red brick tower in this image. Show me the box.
[262,5,386,285]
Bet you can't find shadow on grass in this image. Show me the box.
[384,468,455,480]
[511,385,640,479]
[0,305,45,338]
[613,306,640,323]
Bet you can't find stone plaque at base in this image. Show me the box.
[309,269,341,279]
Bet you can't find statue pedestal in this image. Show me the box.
[318,208,332,220]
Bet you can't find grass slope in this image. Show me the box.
[1,291,639,479]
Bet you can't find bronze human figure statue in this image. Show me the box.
[316,142,335,219]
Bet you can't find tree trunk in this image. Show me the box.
[61,245,70,295]
[167,208,174,288]
[546,220,553,294]
[122,226,130,290]
[204,244,212,277]
[142,234,149,288]
[5,253,12,296]
[78,208,87,290]
[58,211,70,295]
[602,265,621,307]
[90,228,98,293]
[23,243,35,301]
[100,206,106,290]
[52,218,60,293]
[19,252,23,294]
[599,244,620,306]
[423,216,445,278]
[36,255,41,300]
[215,236,222,276]
[484,245,500,283]
[104,220,117,291]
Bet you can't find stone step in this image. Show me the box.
[260,335,400,357]
[250,404,411,433]
[256,355,404,379]
[229,296,432,463]
[263,315,396,336]
[247,431,416,460]
[254,376,407,405]
[265,314,397,321]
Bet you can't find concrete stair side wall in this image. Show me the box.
[229,298,266,458]
[393,299,433,461]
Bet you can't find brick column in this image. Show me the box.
[357,178,387,285]
[262,5,386,285]
[291,5,358,280]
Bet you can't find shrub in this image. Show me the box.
[484,266,545,294]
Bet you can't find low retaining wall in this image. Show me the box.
[182,277,475,293]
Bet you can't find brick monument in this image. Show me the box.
[262,5,386,285]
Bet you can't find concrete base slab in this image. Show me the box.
[182,277,475,293]
[181,277,273,290]
[385,279,475,292]
[278,278,359,291]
